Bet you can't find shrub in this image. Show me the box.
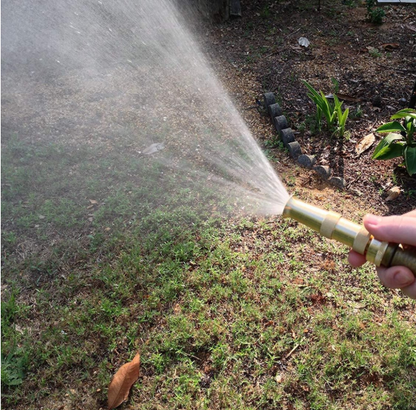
[372,108,416,176]
[366,0,385,24]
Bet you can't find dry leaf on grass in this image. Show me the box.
[108,352,140,410]
[355,133,375,156]
[386,186,401,202]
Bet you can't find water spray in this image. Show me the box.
[283,197,416,275]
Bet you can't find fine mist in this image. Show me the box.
[2,0,289,227]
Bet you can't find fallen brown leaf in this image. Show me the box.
[381,43,399,51]
[336,93,361,103]
[108,352,140,410]
[355,133,375,156]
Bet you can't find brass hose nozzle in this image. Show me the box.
[282,197,416,276]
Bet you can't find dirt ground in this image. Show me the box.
[204,0,416,216]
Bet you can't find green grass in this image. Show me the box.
[2,135,416,409]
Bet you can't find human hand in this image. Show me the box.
[348,210,416,299]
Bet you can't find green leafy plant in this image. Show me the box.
[1,350,28,387]
[372,108,416,176]
[331,77,340,94]
[303,80,349,137]
[368,47,382,58]
[334,94,349,137]
[366,0,385,24]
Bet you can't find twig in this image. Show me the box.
[285,27,301,39]
[285,344,299,359]
[372,61,416,74]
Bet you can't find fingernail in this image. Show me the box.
[393,270,414,287]
[364,214,381,228]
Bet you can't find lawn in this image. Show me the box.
[2,0,416,409]
[2,135,415,409]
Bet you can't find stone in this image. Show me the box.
[329,176,347,189]
[399,97,407,107]
[230,0,242,17]
[263,92,276,108]
[280,128,295,146]
[314,165,331,180]
[372,95,382,108]
[268,103,282,119]
[297,154,316,168]
[288,141,302,159]
[142,142,165,155]
[273,115,288,134]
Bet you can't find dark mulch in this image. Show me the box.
[205,0,416,215]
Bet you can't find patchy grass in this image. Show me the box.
[2,136,416,410]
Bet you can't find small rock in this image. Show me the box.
[329,176,347,189]
[280,128,295,146]
[268,103,283,119]
[297,154,316,168]
[386,186,400,201]
[273,115,288,134]
[351,188,363,197]
[372,95,382,108]
[288,141,302,159]
[142,143,164,155]
[200,374,212,388]
[314,165,332,180]
[230,0,242,16]
[399,98,408,107]
[263,92,276,108]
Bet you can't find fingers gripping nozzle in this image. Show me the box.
[282,197,416,276]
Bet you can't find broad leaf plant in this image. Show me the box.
[372,108,416,176]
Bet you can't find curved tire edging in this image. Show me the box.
[262,92,347,190]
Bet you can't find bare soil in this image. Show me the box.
[205,0,416,216]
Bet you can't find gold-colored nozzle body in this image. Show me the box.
[283,197,416,275]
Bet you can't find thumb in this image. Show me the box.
[377,265,416,299]
[377,265,415,289]
[364,214,416,247]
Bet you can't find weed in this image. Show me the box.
[368,47,382,58]
[264,136,282,149]
[1,349,29,387]
[344,0,359,7]
[366,0,385,24]
[351,104,363,119]
[331,77,340,94]
[260,5,271,20]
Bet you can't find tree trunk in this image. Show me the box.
[189,0,230,22]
